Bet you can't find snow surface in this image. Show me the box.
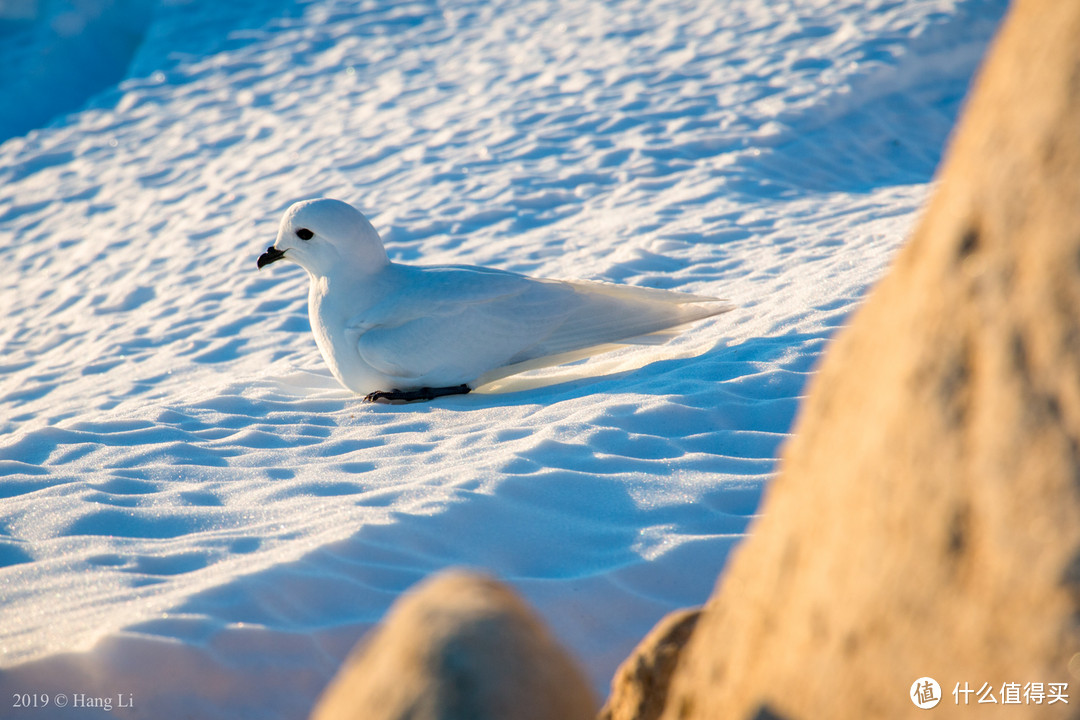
[0,0,1006,717]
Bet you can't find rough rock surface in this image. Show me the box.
[599,608,700,720]
[309,570,596,720]
[657,1,1080,718]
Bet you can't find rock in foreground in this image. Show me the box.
[309,570,596,720]
[599,608,700,720]
[659,0,1080,717]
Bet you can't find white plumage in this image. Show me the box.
[258,198,731,401]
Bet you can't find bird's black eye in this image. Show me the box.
[296,228,314,240]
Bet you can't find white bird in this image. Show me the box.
[257,198,731,403]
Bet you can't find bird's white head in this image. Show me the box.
[257,198,389,276]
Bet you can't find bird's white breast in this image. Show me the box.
[307,275,388,394]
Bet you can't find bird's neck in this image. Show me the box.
[306,264,384,325]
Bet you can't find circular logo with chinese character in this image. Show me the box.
[911,677,942,709]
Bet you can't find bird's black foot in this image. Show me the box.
[363,384,472,404]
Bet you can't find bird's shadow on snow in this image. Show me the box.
[355,329,824,418]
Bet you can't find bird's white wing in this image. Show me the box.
[347,265,533,331]
[355,269,577,384]
[354,265,732,386]
[507,278,732,362]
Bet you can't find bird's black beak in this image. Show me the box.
[257,246,286,269]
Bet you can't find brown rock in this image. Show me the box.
[310,570,596,720]
[657,1,1080,718]
[599,608,700,720]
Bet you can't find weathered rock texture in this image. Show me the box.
[309,570,596,720]
[599,608,700,720]
[655,1,1080,718]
